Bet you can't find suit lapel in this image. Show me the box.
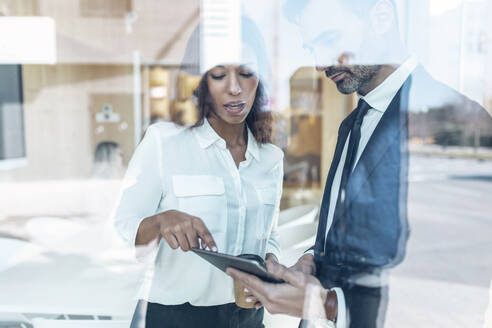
[314,113,355,254]
[345,76,411,208]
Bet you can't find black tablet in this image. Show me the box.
[191,248,284,284]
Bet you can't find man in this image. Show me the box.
[228,0,492,327]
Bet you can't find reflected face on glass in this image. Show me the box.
[298,0,382,94]
[299,0,363,66]
[207,64,259,125]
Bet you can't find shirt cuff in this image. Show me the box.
[331,287,346,328]
[114,215,159,263]
[114,215,147,248]
[135,238,159,263]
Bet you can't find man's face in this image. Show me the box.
[297,0,382,94]
[322,64,382,94]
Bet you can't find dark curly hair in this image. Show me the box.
[192,73,273,145]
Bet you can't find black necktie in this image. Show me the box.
[325,98,371,252]
[338,98,371,199]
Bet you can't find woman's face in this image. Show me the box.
[206,64,259,125]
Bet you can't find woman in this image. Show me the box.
[114,18,283,328]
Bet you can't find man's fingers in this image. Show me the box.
[266,261,304,288]
[226,267,269,303]
[193,218,217,251]
[301,263,316,275]
[299,265,310,274]
[227,269,270,308]
[266,260,287,276]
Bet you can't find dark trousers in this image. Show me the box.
[343,284,388,328]
[130,300,265,328]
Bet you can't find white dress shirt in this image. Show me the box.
[113,119,283,306]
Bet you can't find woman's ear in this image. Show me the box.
[370,0,397,36]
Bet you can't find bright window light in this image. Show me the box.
[429,0,463,16]
[0,17,56,64]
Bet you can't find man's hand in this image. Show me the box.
[290,253,316,275]
[227,261,337,320]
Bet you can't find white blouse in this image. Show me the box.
[113,119,283,306]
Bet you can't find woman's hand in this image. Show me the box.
[157,210,218,252]
[243,253,278,308]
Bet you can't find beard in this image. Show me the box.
[325,65,382,94]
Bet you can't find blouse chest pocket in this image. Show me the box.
[172,175,227,234]
[256,187,278,239]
